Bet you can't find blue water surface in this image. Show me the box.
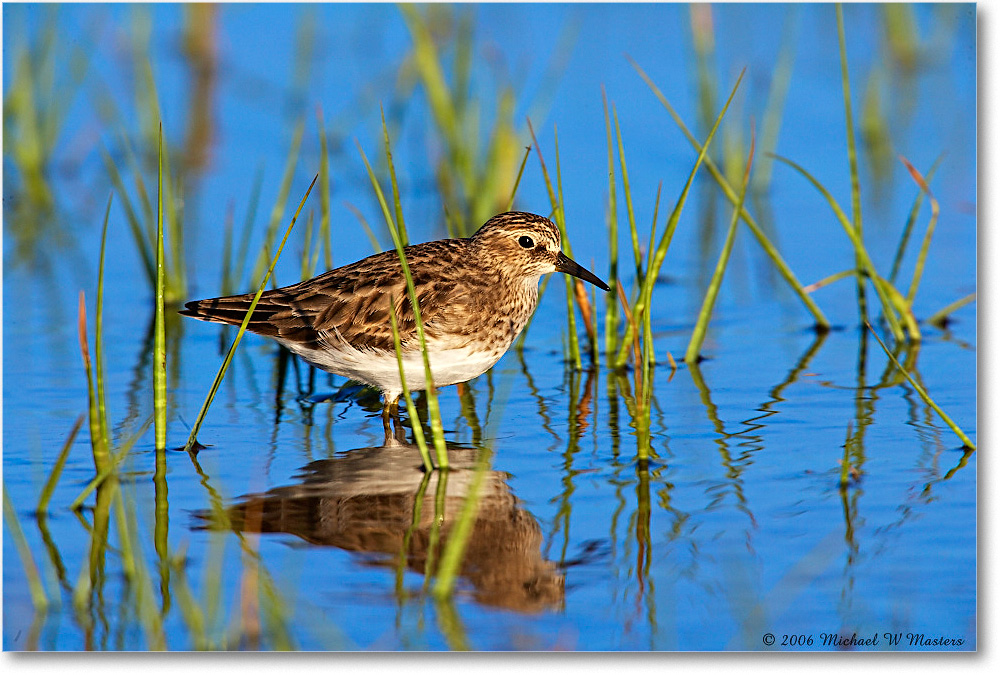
[3,3,976,651]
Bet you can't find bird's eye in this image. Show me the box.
[518,235,535,249]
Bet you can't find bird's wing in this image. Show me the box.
[180,240,494,354]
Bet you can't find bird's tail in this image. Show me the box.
[179,293,283,338]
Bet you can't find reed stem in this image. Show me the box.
[154,124,167,452]
[357,138,449,468]
[183,176,318,452]
[686,128,756,363]
[629,57,831,331]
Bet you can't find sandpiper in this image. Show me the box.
[180,211,609,414]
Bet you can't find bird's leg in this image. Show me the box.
[381,395,405,447]
[381,395,400,425]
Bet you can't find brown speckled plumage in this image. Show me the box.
[180,211,609,409]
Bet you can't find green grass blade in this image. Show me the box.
[927,293,976,329]
[299,210,315,280]
[183,175,318,452]
[154,125,167,452]
[37,415,85,514]
[899,155,941,306]
[357,140,448,467]
[77,292,108,470]
[95,194,112,447]
[232,163,265,293]
[101,146,155,283]
[475,87,517,224]
[647,181,662,269]
[837,4,867,325]
[554,126,589,368]
[889,153,943,284]
[4,485,49,611]
[613,105,642,279]
[880,277,921,343]
[646,66,738,293]
[771,152,906,342]
[686,130,756,363]
[803,269,855,294]
[837,3,862,231]
[753,7,797,191]
[628,56,830,331]
[252,118,305,288]
[616,68,745,369]
[345,201,383,253]
[602,88,620,360]
[372,116,448,462]
[866,323,975,449]
[506,145,531,211]
[398,5,459,148]
[381,105,408,246]
[389,299,434,471]
[526,119,582,370]
[316,107,333,270]
[69,415,152,511]
[157,128,186,303]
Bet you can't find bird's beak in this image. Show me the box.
[555,252,610,291]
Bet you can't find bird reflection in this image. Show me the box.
[194,442,564,613]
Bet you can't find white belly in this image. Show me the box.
[277,337,506,401]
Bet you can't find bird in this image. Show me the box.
[180,211,610,417]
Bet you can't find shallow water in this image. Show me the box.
[3,3,976,651]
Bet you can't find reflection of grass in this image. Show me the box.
[928,293,975,329]
[22,159,325,647]
[24,136,320,650]
[6,3,976,651]
[4,485,49,611]
[867,323,975,449]
[432,446,494,600]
